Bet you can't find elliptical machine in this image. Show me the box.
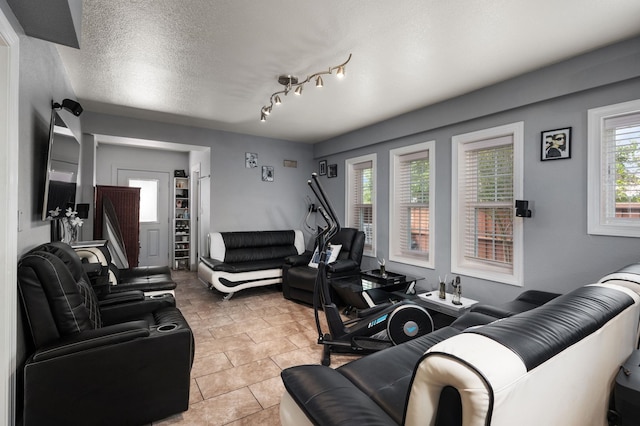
[307,173,434,366]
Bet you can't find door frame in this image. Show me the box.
[0,7,20,425]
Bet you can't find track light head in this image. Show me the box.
[294,85,303,96]
[336,65,345,78]
[316,75,324,87]
[274,95,282,105]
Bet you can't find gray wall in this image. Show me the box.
[82,113,317,241]
[16,33,81,255]
[314,39,640,303]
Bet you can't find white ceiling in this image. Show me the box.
[56,0,640,144]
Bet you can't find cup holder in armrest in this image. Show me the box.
[157,323,178,333]
[149,294,168,299]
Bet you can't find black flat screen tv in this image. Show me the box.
[42,108,80,220]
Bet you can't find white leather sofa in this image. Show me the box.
[281,279,640,425]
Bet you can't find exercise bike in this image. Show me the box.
[307,173,434,366]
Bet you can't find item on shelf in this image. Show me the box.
[439,277,446,300]
[451,276,462,305]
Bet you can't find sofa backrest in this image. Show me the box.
[329,228,365,264]
[18,250,96,349]
[209,230,304,263]
[405,282,640,426]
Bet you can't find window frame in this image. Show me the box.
[389,141,435,269]
[345,153,377,257]
[451,122,524,286]
[588,99,640,237]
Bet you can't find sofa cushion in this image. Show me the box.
[281,365,397,426]
[338,326,461,423]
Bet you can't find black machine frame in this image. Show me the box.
[307,173,434,366]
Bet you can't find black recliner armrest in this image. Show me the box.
[31,320,150,362]
[328,259,359,274]
[284,252,313,266]
[98,290,145,306]
[100,294,177,325]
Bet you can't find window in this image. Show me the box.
[389,142,435,268]
[588,99,640,237]
[346,154,376,256]
[452,122,523,286]
[128,178,159,223]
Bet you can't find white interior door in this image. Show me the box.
[118,169,170,267]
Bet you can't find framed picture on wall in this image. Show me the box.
[319,160,327,176]
[262,166,274,182]
[328,163,338,178]
[245,152,258,168]
[541,127,571,161]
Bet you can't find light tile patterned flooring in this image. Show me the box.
[155,270,359,425]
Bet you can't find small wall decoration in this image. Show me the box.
[541,127,571,161]
[245,152,258,168]
[319,160,327,176]
[262,166,274,182]
[283,159,297,168]
[328,163,338,178]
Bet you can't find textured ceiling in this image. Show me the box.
[56,0,640,143]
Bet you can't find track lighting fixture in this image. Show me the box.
[260,54,352,121]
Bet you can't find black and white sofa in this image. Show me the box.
[198,230,305,300]
[280,280,640,425]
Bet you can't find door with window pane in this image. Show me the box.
[118,169,170,267]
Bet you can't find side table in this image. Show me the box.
[415,291,478,318]
[330,273,422,311]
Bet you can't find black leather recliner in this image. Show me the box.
[17,242,194,426]
[73,240,177,297]
[282,228,365,305]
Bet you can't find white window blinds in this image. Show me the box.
[396,150,430,259]
[462,139,514,269]
[602,111,640,222]
[351,160,373,250]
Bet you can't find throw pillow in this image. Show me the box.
[308,244,342,268]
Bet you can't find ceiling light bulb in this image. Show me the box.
[294,85,303,95]
[274,95,282,105]
[336,66,345,78]
[316,76,324,87]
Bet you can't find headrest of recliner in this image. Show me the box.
[29,242,85,282]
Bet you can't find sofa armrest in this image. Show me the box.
[31,321,150,362]
[285,251,313,266]
[281,365,396,426]
[98,290,145,306]
[100,294,176,325]
[23,322,193,426]
[328,259,359,274]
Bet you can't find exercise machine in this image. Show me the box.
[307,173,434,366]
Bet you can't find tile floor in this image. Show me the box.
[155,270,360,425]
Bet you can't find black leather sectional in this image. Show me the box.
[280,284,640,425]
